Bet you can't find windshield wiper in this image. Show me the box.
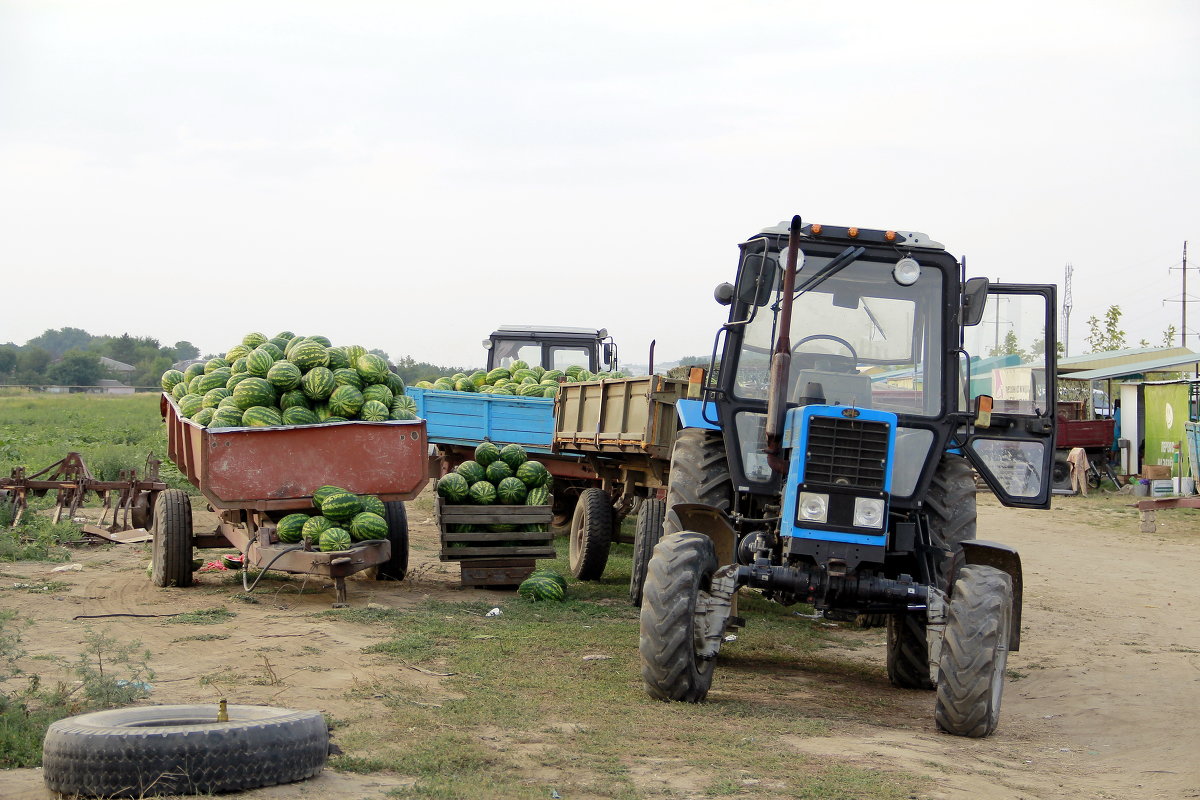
[794,244,866,298]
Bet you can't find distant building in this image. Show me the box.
[98,357,137,378]
[94,379,135,395]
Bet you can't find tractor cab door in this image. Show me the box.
[960,284,1058,509]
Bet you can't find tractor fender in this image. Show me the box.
[953,539,1023,652]
[667,503,737,569]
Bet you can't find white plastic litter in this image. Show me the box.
[485,607,503,617]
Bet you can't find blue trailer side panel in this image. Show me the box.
[407,387,556,453]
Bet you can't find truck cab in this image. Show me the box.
[484,325,619,374]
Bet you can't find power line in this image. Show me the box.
[1164,241,1199,347]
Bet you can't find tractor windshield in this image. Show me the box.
[732,253,944,417]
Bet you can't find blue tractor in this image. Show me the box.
[637,216,1057,737]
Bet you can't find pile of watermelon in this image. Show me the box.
[273,485,391,552]
[518,569,567,602]
[435,441,551,532]
[159,331,418,429]
[413,361,625,398]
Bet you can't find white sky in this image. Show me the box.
[2,0,1198,368]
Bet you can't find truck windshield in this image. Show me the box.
[732,254,944,417]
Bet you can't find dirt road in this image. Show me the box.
[1,491,1197,799]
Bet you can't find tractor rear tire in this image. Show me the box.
[886,612,935,689]
[151,489,193,588]
[568,488,613,581]
[377,501,410,581]
[935,565,1013,737]
[640,532,719,703]
[662,429,731,537]
[629,497,666,607]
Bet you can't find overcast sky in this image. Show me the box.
[2,0,1197,368]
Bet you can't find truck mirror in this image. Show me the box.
[962,277,990,326]
[714,283,735,305]
[602,342,614,365]
[736,254,778,307]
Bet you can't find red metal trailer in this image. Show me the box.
[158,395,429,604]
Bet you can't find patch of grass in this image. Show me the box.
[166,606,236,625]
[172,632,230,643]
[0,498,85,562]
[4,579,72,593]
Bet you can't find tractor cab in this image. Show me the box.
[484,325,619,374]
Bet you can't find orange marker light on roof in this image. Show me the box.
[848,227,859,237]
[810,224,822,234]
[885,230,897,241]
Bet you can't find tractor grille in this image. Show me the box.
[804,416,889,489]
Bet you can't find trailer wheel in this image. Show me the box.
[886,612,934,689]
[662,429,731,537]
[41,704,328,797]
[640,532,719,702]
[569,488,612,581]
[378,501,410,581]
[151,488,193,588]
[629,497,666,606]
[935,565,1013,737]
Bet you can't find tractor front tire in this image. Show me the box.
[935,565,1013,737]
[151,489,193,588]
[569,488,613,581]
[639,532,719,703]
[629,497,666,606]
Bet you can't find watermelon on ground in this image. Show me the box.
[530,569,567,590]
[518,574,565,601]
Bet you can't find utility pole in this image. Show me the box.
[1166,241,1196,347]
[1062,263,1073,357]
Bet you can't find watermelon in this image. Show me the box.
[328,385,364,417]
[542,387,558,398]
[485,367,510,383]
[232,377,276,410]
[488,523,519,533]
[510,360,529,371]
[289,340,329,371]
[312,402,331,421]
[384,373,406,396]
[245,347,275,377]
[356,353,390,385]
[485,461,513,484]
[170,382,189,400]
[390,395,417,417]
[160,369,185,392]
[512,369,536,383]
[456,460,486,485]
[491,387,515,396]
[266,360,303,391]
[319,527,353,552]
[530,568,567,590]
[518,575,565,601]
[516,460,550,489]
[276,513,309,544]
[217,395,241,410]
[279,389,310,411]
[268,336,290,353]
[433,377,455,391]
[309,335,333,348]
[226,373,251,392]
[362,384,394,406]
[542,369,564,383]
[436,473,471,502]
[349,511,388,541]
[192,407,215,426]
[230,357,250,375]
[496,476,528,504]
[275,330,296,341]
[332,368,364,390]
[453,378,477,392]
[209,408,244,428]
[526,486,551,506]
[301,366,336,400]
[204,357,229,373]
[202,387,231,408]
[321,492,363,522]
[186,375,204,395]
[390,408,417,421]
[499,443,528,470]
[243,332,268,348]
[225,344,251,362]
[325,346,351,371]
[282,406,319,425]
[517,384,545,397]
[468,370,487,387]
[468,481,497,505]
[259,342,284,360]
[197,369,231,393]
[359,400,390,421]
[358,495,386,516]
[472,441,501,465]
[343,344,367,363]
[302,515,333,545]
[183,362,206,382]
[313,485,349,508]
[178,394,204,418]
[242,406,283,427]
[324,416,349,423]
[284,336,306,358]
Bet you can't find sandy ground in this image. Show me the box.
[1,490,1197,800]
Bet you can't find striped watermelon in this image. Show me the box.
[312,402,331,421]
[183,362,206,382]
[349,511,388,541]
[232,377,276,410]
[226,373,251,392]
[242,406,283,427]
[301,515,333,545]
[359,400,390,421]
[230,357,249,375]
[217,395,241,409]
[384,373,406,396]
[356,353,390,384]
[275,330,296,341]
[187,375,204,395]
[516,460,550,489]
[510,360,529,371]
[160,370,185,392]
[301,366,336,400]
[225,344,251,362]
[178,394,204,418]
[433,377,455,391]
[259,342,284,360]
[313,485,349,508]
[171,382,189,400]
[209,408,244,428]
[343,344,367,363]
[468,481,497,505]
[309,335,332,347]
[242,332,268,348]
[289,340,329,371]
[362,384,394,406]
[530,568,567,590]
[319,527,352,552]
[325,347,351,370]
[454,379,477,392]
[320,492,363,522]
[266,360,303,391]
[192,407,215,427]
[282,406,319,425]
[328,385,364,417]
[456,460,486,485]
[324,416,349,423]
[390,408,417,421]
[245,347,275,377]
[526,486,551,506]
[437,473,470,502]
[202,387,231,408]
[488,523,518,533]
[279,389,310,410]
[390,395,417,417]
[485,367,510,383]
[499,444,528,470]
[204,357,229,373]
[197,369,231,393]
[518,575,565,601]
[332,368,364,390]
[358,496,385,517]
[276,513,309,544]
[485,461,513,484]
[496,477,528,504]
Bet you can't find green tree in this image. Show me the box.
[45,350,105,387]
[15,347,51,384]
[172,341,199,360]
[1162,323,1178,348]
[1084,305,1127,353]
[0,346,17,380]
[25,327,92,358]
[988,329,1028,360]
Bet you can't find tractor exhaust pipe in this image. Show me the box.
[764,215,802,475]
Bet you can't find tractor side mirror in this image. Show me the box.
[962,277,990,326]
[735,253,779,307]
[602,342,615,366]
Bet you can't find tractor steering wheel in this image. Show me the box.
[791,334,859,373]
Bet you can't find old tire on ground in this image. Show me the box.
[629,497,666,606]
[935,564,1013,737]
[640,532,719,703]
[569,487,613,581]
[377,501,410,581]
[151,488,193,588]
[887,453,977,689]
[41,704,328,797]
[662,429,731,537]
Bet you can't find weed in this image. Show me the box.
[172,632,231,643]
[166,606,236,625]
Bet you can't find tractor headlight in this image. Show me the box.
[853,497,886,529]
[798,492,829,523]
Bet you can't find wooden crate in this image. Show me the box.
[459,558,539,588]
[436,498,555,563]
